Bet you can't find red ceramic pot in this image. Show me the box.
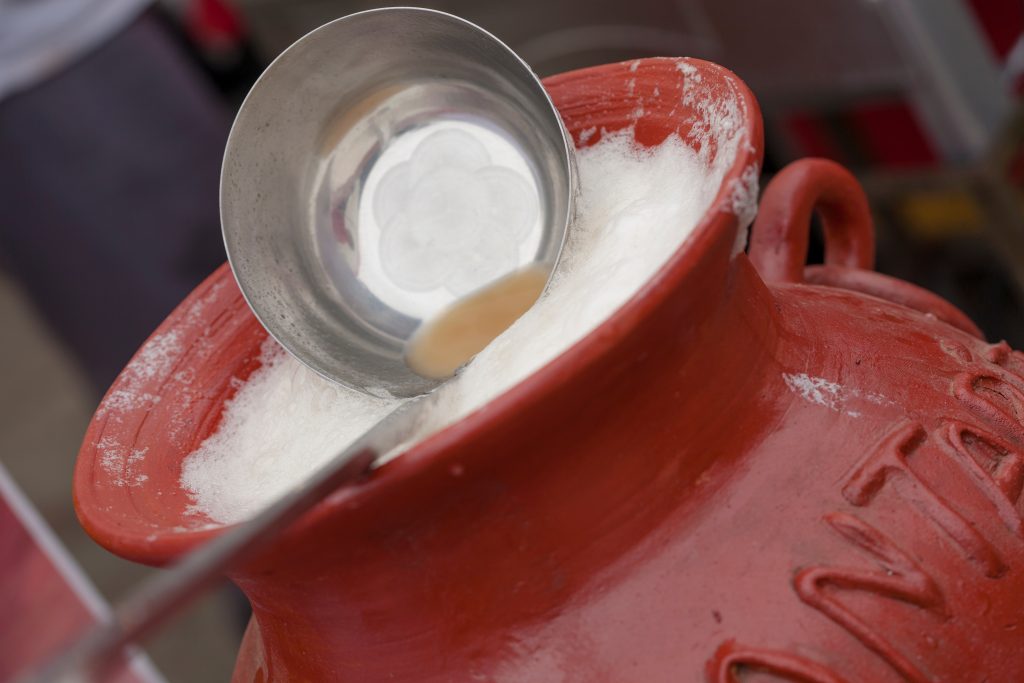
[75,58,1024,682]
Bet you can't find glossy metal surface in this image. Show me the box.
[221,7,575,396]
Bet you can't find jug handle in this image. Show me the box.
[748,158,982,338]
[749,158,874,283]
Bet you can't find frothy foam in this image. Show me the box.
[181,128,745,523]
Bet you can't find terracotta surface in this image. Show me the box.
[74,58,1024,681]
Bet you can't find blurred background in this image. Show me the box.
[2,0,1024,680]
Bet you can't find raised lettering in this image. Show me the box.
[842,422,1006,577]
[954,368,1024,436]
[708,640,850,683]
[794,512,945,682]
[940,421,1024,537]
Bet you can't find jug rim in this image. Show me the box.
[73,56,764,564]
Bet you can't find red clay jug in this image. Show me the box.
[75,58,1024,682]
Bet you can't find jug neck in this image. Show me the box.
[231,239,782,680]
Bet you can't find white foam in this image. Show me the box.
[181,127,745,523]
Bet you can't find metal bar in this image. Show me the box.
[14,396,427,683]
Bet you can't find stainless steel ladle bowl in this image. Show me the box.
[221,7,576,397]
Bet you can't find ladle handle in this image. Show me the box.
[15,397,427,683]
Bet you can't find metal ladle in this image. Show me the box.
[19,8,574,682]
[223,6,575,396]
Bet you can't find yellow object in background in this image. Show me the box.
[896,189,984,241]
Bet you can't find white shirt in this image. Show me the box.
[0,0,151,100]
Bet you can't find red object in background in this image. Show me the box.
[184,0,245,53]
[783,101,939,169]
[75,58,1024,681]
[967,0,1024,59]
[971,0,1024,95]
[0,465,160,682]
[783,111,846,163]
[782,0,1023,169]
[846,100,939,168]
[1006,141,1024,189]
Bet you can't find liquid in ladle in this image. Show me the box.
[405,265,548,379]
